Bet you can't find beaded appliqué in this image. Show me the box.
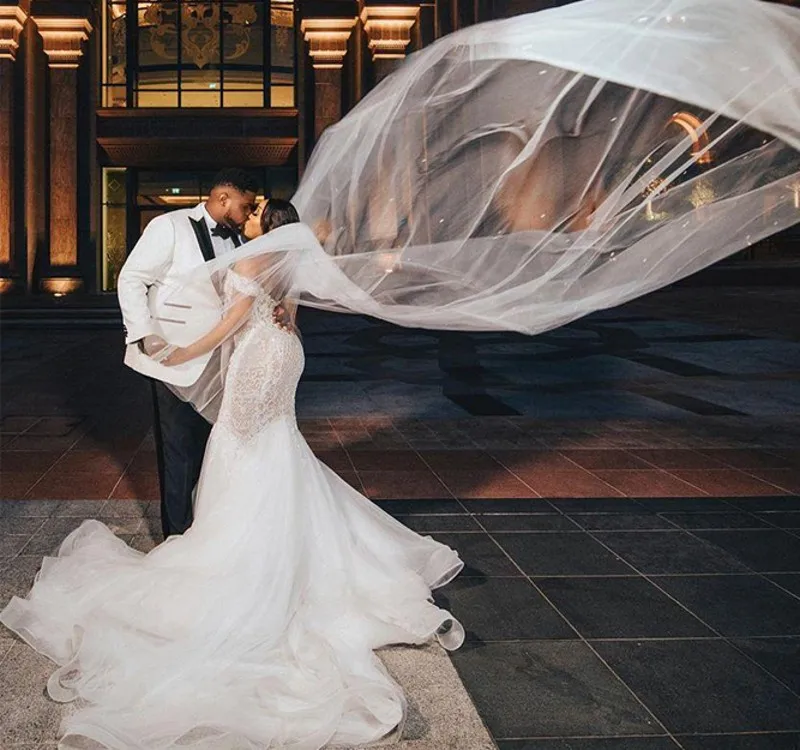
[216,270,305,443]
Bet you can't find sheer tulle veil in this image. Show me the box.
[167,0,800,418]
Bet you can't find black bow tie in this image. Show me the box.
[211,223,236,241]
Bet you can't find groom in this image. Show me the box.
[117,168,259,538]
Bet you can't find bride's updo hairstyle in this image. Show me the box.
[261,199,300,235]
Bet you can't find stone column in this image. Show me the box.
[301,18,357,140]
[358,5,419,246]
[0,1,28,284]
[34,16,91,291]
[360,5,418,82]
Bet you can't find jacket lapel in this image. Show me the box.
[189,217,216,263]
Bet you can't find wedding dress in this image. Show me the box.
[0,270,465,750]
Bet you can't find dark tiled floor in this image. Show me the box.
[3,293,800,502]
[2,289,800,746]
[421,500,800,747]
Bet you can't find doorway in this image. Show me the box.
[101,166,297,292]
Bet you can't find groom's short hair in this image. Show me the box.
[211,168,259,196]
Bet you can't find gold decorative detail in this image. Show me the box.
[271,3,294,72]
[103,219,127,290]
[301,18,356,70]
[271,4,293,29]
[360,6,418,60]
[143,2,257,69]
[34,17,92,68]
[0,3,28,61]
[109,12,127,83]
[180,4,221,68]
[270,2,292,57]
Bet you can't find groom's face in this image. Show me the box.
[220,189,257,230]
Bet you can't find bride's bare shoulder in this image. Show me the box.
[232,256,263,279]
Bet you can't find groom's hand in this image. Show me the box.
[273,304,293,333]
[138,335,169,358]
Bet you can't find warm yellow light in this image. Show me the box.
[34,17,92,68]
[301,18,357,70]
[0,5,28,61]
[146,194,268,206]
[791,183,800,210]
[360,6,419,62]
[668,112,713,164]
[41,277,83,295]
[110,2,154,20]
[377,251,399,274]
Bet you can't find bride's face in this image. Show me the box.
[243,201,267,240]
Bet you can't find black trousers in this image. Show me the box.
[150,380,212,539]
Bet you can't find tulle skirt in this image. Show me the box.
[0,417,464,749]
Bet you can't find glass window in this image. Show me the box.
[136,0,180,106]
[138,171,212,207]
[102,0,295,108]
[270,1,294,107]
[101,168,128,291]
[224,0,266,106]
[102,2,128,107]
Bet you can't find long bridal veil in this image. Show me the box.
[167,0,800,416]
[288,0,799,332]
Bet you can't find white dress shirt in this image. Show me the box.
[201,203,240,257]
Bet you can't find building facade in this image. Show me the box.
[0,0,796,299]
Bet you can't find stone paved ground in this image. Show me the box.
[1,284,799,748]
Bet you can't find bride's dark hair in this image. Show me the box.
[261,199,300,235]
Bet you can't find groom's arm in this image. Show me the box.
[117,216,175,346]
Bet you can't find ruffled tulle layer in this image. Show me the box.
[0,418,464,750]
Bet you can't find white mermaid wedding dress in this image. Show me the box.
[0,271,465,750]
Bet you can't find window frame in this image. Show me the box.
[101,0,296,109]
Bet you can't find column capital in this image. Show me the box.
[360,5,419,60]
[33,16,91,68]
[0,1,30,61]
[301,17,357,69]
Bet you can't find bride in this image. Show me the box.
[3,0,799,745]
[0,199,465,750]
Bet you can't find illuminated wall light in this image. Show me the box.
[41,277,83,295]
[668,112,713,165]
[0,278,16,294]
[150,193,268,206]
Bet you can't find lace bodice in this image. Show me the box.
[216,270,305,441]
[223,270,280,327]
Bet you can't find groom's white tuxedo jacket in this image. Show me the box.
[118,203,236,387]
